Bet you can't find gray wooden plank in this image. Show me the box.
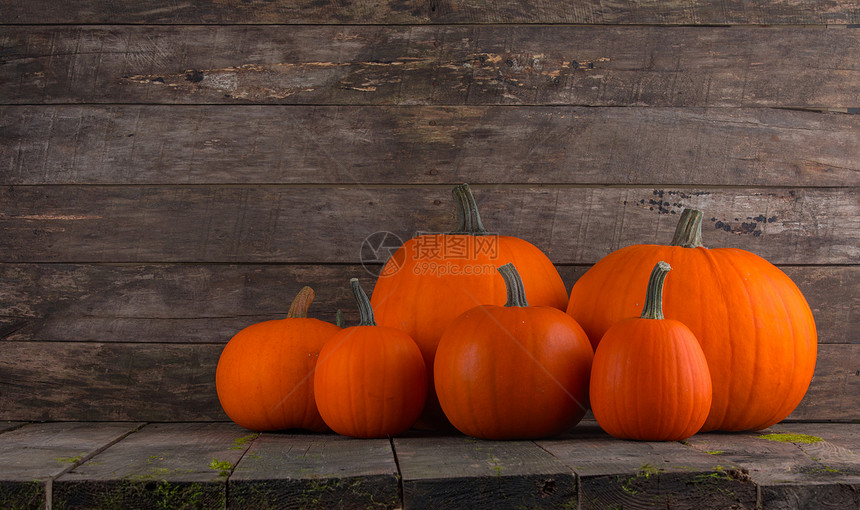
[0,422,142,510]
[3,105,858,187]
[1,0,858,25]
[1,186,857,265]
[771,423,860,453]
[229,433,399,509]
[1,264,853,345]
[685,429,860,509]
[0,341,854,425]
[1,25,858,107]
[54,422,253,510]
[394,434,576,509]
[0,342,226,422]
[538,427,758,509]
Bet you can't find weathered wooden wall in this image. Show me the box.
[0,1,857,422]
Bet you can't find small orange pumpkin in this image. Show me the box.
[314,279,427,438]
[589,261,713,441]
[434,263,594,439]
[215,286,340,432]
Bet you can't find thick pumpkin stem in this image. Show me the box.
[498,263,529,308]
[350,278,377,326]
[286,286,315,319]
[641,261,672,320]
[449,183,490,235]
[670,208,705,248]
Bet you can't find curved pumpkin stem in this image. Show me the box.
[641,261,672,320]
[349,278,377,326]
[449,183,490,235]
[286,286,315,319]
[670,208,704,248]
[498,263,529,308]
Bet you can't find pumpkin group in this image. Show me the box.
[215,286,341,432]
[434,263,594,439]
[590,261,713,441]
[568,208,817,432]
[371,184,568,429]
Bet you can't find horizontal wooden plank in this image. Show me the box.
[538,426,758,509]
[0,342,855,422]
[0,264,854,345]
[1,0,858,25]
[684,427,860,508]
[394,435,576,509]
[1,186,857,265]
[0,422,142,510]
[54,423,252,510]
[3,105,858,187]
[2,25,858,107]
[229,434,400,509]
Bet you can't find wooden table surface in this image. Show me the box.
[2,420,857,509]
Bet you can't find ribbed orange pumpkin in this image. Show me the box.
[215,287,341,432]
[314,279,427,438]
[371,184,568,429]
[568,209,817,432]
[590,262,712,441]
[434,264,594,439]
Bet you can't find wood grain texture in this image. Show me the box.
[1,0,859,25]
[2,25,858,107]
[229,434,400,509]
[1,186,856,265]
[684,428,860,509]
[0,422,142,510]
[54,423,252,510]
[0,341,854,425]
[538,426,758,509]
[394,434,576,509]
[3,105,858,186]
[0,264,854,344]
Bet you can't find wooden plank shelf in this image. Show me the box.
[1,421,857,509]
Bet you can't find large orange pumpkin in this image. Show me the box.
[568,209,817,432]
[434,264,593,439]
[590,262,712,441]
[314,279,427,438]
[215,286,341,432]
[371,184,568,429]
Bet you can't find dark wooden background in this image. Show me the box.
[1,1,857,422]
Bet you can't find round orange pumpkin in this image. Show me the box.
[434,263,594,439]
[568,209,817,432]
[215,286,341,432]
[371,184,568,429]
[314,279,427,438]
[590,261,712,441]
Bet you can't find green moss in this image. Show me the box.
[232,433,259,449]
[209,458,233,478]
[705,450,725,455]
[53,454,85,464]
[759,432,823,444]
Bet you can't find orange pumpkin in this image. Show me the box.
[590,261,712,441]
[215,286,341,432]
[568,209,817,432]
[371,184,568,429]
[434,263,594,439]
[314,279,427,438]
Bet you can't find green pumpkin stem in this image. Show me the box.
[641,261,672,320]
[670,208,704,248]
[498,263,529,308]
[286,286,315,319]
[335,309,345,328]
[350,278,377,326]
[449,183,489,235]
